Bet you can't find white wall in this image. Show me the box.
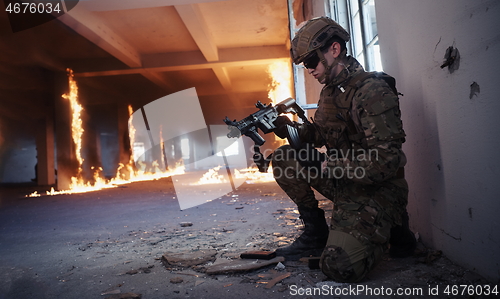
[376,0,500,282]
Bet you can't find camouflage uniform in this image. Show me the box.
[272,56,408,282]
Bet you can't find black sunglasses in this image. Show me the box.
[303,53,320,69]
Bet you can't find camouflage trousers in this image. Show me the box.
[272,145,408,282]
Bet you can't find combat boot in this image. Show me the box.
[389,210,417,258]
[275,207,329,259]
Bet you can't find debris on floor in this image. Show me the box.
[169,277,184,284]
[205,256,285,275]
[0,180,493,298]
[264,272,291,289]
[179,222,193,227]
[101,284,123,296]
[103,292,142,299]
[124,265,154,275]
[161,249,217,268]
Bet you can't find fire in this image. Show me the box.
[267,59,294,148]
[267,59,293,105]
[127,105,136,166]
[27,72,185,197]
[62,69,84,176]
[234,167,275,184]
[184,165,274,187]
[191,166,227,185]
[28,163,186,197]
[27,63,286,198]
[106,161,185,189]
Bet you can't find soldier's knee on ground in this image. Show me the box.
[320,230,385,283]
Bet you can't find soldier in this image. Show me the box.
[271,16,416,282]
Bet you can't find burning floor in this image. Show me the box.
[0,179,492,299]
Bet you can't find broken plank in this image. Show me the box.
[264,272,292,289]
[205,256,285,275]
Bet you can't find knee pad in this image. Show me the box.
[320,230,366,282]
[320,230,384,282]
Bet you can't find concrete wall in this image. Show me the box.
[376,0,500,281]
[0,135,37,183]
[0,116,33,183]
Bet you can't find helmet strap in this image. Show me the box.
[315,48,345,84]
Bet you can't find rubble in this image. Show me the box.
[205,256,285,275]
[104,293,142,299]
[161,249,217,268]
[179,222,193,227]
[169,277,184,284]
[274,262,286,271]
[101,284,124,296]
[124,265,154,275]
[195,280,205,286]
[101,289,121,295]
[264,272,291,289]
[0,180,492,298]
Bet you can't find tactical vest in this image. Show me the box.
[314,71,404,151]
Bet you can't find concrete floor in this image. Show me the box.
[0,178,492,299]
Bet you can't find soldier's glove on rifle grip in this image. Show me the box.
[273,116,293,139]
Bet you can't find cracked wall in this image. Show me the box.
[376,0,500,281]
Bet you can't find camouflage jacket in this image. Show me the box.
[299,56,406,185]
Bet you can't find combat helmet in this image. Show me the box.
[291,16,350,65]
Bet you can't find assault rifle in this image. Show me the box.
[223,98,309,172]
[223,98,308,146]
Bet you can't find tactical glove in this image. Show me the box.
[273,116,293,139]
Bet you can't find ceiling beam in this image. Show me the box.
[79,0,231,12]
[174,4,218,62]
[75,57,286,77]
[212,67,232,91]
[140,71,174,91]
[174,3,235,91]
[75,45,289,77]
[57,4,175,90]
[58,5,141,67]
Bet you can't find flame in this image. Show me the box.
[28,163,186,197]
[62,69,84,176]
[105,104,186,185]
[110,161,185,185]
[267,60,294,147]
[159,126,166,171]
[127,105,136,166]
[191,165,228,185]
[27,74,185,197]
[27,62,290,198]
[185,165,274,187]
[234,167,275,184]
[267,60,293,105]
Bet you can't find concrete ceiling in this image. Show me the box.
[0,0,292,125]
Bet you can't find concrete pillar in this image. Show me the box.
[79,103,127,180]
[116,104,133,180]
[54,72,78,190]
[118,104,131,164]
[82,116,100,182]
[35,117,55,186]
